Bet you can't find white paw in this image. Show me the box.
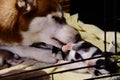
[17,0,26,8]
[17,0,31,12]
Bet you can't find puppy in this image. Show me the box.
[0,49,23,66]
[0,0,81,62]
[31,41,119,76]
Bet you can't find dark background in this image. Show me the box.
[70,0,120,31]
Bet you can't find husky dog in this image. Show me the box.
[0,0,81,62]
[31,41,119,76]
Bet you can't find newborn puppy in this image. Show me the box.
[31,41,118,76]
[0,49,23,66]
[63,41,118,76]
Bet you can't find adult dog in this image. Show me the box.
[0,0,81,63]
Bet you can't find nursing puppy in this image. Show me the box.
[31,41,119,76]
[63,41,118,76]
[0,49,23,66]
[0,0,81,62]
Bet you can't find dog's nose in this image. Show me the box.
[75,33,82,43]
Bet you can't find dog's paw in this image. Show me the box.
[17,0,36,13]
[17,0,26,8]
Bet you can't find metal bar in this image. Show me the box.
[1,54,120,79]
[51,74,54,80]
[0,55,105,78]
[22,65,96,80]
[85,73,120,80]
[22,61,120,80]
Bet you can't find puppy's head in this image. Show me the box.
[66,41,102,61]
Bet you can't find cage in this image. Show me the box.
[0,0,120,80]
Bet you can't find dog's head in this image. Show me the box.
[0,0,81,47]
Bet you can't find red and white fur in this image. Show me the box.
[0,0,81,63]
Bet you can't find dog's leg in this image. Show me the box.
[0,46,57,64]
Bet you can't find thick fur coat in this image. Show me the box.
[0,0,81,62]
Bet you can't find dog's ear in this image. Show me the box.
[17,0,36,14]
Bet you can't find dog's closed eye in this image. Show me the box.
[52,16,66,24]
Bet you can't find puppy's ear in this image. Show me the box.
[17,0,36,14]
